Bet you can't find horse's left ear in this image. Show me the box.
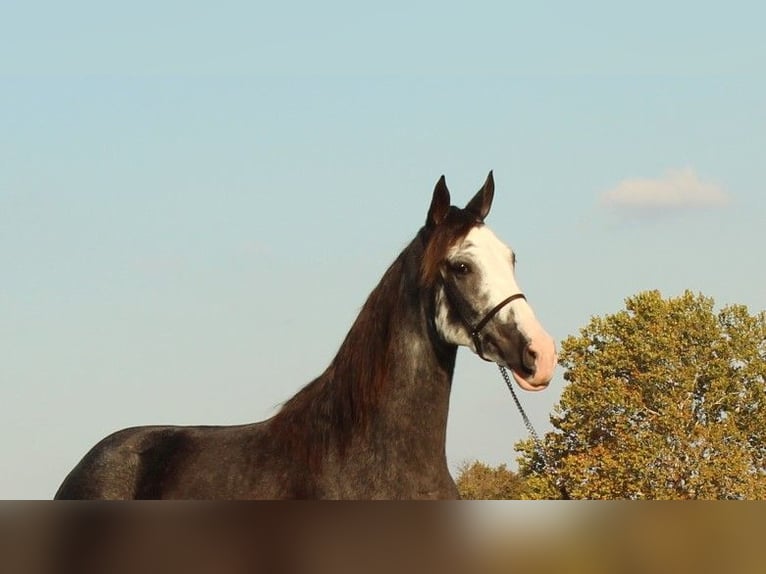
[465,170,494,221]
[426,175,451,227]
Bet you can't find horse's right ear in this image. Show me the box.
[426,175,451,227]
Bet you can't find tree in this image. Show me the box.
[517,290,766,499]
[456,460,527,499]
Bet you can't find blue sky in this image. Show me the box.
[2,2,765,498]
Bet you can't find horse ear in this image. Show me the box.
[426,175,451,227]
[465,170,494,221]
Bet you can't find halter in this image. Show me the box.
[441,279,570,497]
[440,277,526,361]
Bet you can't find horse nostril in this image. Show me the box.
[522,344,537,373]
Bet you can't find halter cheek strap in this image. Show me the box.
[440,278,526,361]
[470,293,527,359]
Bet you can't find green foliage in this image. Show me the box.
[517,290,766,499]
[456,460,527,499]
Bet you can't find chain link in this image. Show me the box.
[498,365,570,499]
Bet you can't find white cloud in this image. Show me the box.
[600,168,730,211]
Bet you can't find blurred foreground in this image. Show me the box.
[1,502,763,574]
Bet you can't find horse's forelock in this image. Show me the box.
[420,209,480,287]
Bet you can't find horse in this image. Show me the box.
[54,172,556,499]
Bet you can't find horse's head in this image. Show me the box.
[421,172,556,391]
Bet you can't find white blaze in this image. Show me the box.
[434,225,556,390]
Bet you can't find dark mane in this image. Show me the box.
[271,210,479,471]
[270,236,418,471]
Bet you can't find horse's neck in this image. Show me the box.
[271,239,458,486]
[330,269,459,498]
[370,311,456,461]
[344,243,458,461]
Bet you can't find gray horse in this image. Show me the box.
[55,173,555,499]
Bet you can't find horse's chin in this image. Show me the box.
[511,368,550,392]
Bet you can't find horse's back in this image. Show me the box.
[54,422,289,499]
[54,425,196,500]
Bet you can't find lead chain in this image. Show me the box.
[498,365,570,499]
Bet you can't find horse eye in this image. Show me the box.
[449,261,471,275]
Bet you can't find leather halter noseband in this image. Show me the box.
[441,277,526,361]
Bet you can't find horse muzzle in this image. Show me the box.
[509,330,557,391]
